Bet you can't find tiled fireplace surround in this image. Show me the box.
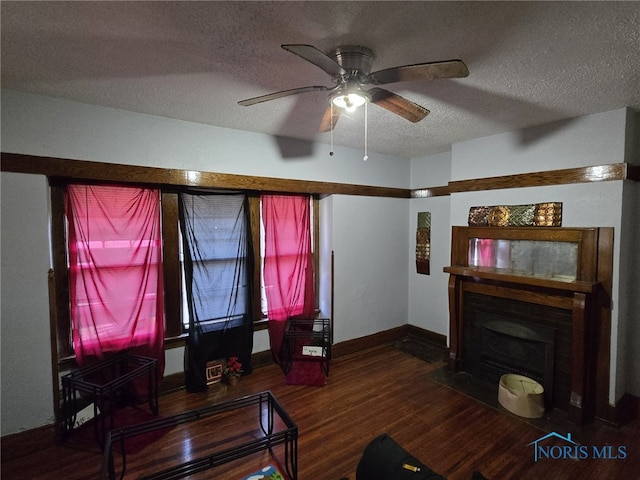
[462,292,573,412]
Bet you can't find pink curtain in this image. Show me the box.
[261,194,315,362]
[66,184,164,373]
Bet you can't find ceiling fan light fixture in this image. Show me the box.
[238,43,469,160]
[332,91,369,112]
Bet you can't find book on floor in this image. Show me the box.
[240,464,285,480]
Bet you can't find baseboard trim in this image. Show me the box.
[599,393,639,427]
[161,325,447,393]
[161,349,275,394]
[251,349,275,369]
[332,325,409,358]
[329,324,448,357]
[405,324,448,348]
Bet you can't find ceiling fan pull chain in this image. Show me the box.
[330,102,335,156]
[363,101,369,161]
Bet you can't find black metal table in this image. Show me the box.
[101,390,298,480]
[282,318,332,376]
[61,353,158,448]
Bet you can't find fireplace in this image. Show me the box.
[462,292,573,410]
[444,226,614,425]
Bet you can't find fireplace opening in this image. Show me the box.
[462,292,573,411]
[463,313,556,408]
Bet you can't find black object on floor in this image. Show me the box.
[356,433,446,480]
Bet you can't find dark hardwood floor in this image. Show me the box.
[2,344,639,479]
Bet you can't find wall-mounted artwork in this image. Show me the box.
[416,211,431,275]
[468,202,562,227]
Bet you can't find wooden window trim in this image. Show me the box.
[50,183,320,371]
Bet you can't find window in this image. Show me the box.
[179,192,250,331]
[65,184,164,363]
[51,183,320,365]
[259,194,315,316]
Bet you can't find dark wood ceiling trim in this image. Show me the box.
[411,185,450,198]
[0,152,411,199]
[445,163,633,194]
[412,163,635,197]
[3,153,635,199]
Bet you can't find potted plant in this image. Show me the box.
[224,356,243,386]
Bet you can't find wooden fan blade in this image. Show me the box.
[282,44,347,77]
[369,88,430,123]
[366,60,469,85]
[319,105,341,132]
[238,85,329,106]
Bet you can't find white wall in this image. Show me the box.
[1,173,55,432]
[332,195,409,342]
[0,90,409,187]
[0,89,411,435]
[618,108,640,401]
[451,109,628,180]
[408,152,452,337]
[618,180,640,400]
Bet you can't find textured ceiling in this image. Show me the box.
[2,1,639,159]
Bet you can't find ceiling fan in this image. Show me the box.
[238,44,469,132]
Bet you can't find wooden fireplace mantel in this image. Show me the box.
[443,265,598,294]
[445,266,598,424]
[444,226,614,425]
